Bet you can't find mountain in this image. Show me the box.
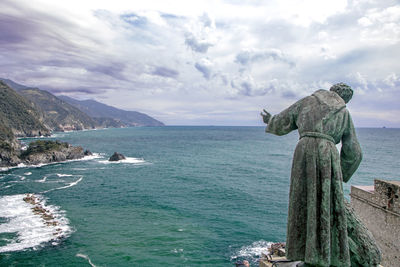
[0,78,103,131]
[0,81,50,138]
[58,96,165,127]
[0,78,32,90]
[17,88,98,131]
[0,81,51,166]
[0,78,164,129]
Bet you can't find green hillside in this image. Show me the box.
[58,96,165,126]
[0,81,51,166]
[17,88,98,131]
[0,81,50,137]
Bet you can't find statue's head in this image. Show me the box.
[330,83,353,103]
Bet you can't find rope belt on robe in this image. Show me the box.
[299,131,335,144]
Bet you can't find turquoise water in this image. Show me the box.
[0,127,399,266]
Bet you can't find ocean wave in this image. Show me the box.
[49,133,65,138]
[231,240,272,265]
[41,176,83,193]
[0,153,102,172]
[76,253,98,267]
[0,194,72,253]
[37,176,48,183]
[56,173,74,177]
[98,157,147,165]
[233,240,272,258]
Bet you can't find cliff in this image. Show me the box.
[20,140,89,165]
[17,88,98,131]
[58,95,165,127]
[0,82,91,167]
[1,78,164,128]
[0,81,50,137]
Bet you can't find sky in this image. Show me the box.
[0,0,399,127]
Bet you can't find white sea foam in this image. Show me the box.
[41,176,83,193]
[37,176,48,183]
[76,253,98,267]
[56,173,73,177]
[1,153,102,172]
[0,194,72,253]
[98,157,147,165]
[231,240,272,260]
[50,133,65,138]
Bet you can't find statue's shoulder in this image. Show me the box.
[312,89,330,97]
[312,89,345,107]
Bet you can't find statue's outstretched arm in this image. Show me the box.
[260,109,272,124]
[264,99,302,136]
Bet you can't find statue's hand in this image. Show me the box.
[260,109,271,124]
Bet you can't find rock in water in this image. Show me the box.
[109,152,126,161]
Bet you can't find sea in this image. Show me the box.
[0,126,399,266]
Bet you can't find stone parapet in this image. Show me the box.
[350,179,400,267]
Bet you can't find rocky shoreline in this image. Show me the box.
[23,194,65,240]
[0,140,91,168]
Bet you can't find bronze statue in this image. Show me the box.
[261,83,381,266]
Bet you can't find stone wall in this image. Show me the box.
[350,179,400,267]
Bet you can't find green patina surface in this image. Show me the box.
[262,86,381,267]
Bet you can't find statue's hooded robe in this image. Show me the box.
[266,90,380,266]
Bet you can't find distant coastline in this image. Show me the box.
[0,79,164,168]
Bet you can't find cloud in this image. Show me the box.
[357,5,400,45]
[120,13,148,27]
[235,48,295,67]
[229,75,278,97]
[184,13,216,53]
[383,73,399,87]
[185,33,214,53]
[194,58,213,79]
[151,66,179,78]
[0,0,399,126]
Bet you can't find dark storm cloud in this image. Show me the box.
[152,66,179,78]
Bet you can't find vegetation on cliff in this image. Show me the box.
[58,95,165,126]
[0,78,165,167]
[1,78,164,129]
[0,81,50,137]
[20,140,69,158]
[20,140,86,165]
[17,88,98,131]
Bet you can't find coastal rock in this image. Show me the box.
[109,152,126,161]
[0,146,21,167]
[21,140,86,165]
